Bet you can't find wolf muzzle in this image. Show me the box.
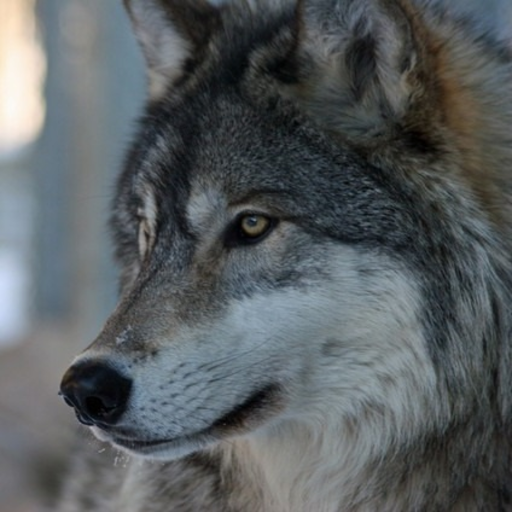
[59,361,132,427]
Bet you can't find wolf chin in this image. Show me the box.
[58,0,512,510]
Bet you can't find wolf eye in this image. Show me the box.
[240,215,271,237]
[226,214,276,247]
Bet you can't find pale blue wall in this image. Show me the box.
[34,0,145,341]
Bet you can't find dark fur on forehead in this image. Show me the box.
[190,2,299,89]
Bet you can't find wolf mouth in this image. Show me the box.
[110,431,210,454]
[107,384,282,456]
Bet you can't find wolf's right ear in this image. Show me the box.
[283,0,428,140]
[124,0,221,99]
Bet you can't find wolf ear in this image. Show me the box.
[124,0,221,98]
[289,0,423,139]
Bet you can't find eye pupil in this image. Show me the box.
[244,216,258,227]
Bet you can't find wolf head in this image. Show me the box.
[60,0,512,462]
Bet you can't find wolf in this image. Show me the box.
[57,0,512,510]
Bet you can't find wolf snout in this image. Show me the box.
[59,361,132,427]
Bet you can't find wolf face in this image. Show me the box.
[60,3,512,501]
[62,81,434,460]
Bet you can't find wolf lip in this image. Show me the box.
[106,384,282,454]
[111,436,176,449]
[107,429,213,458]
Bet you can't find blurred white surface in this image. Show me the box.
[0,249,30,346]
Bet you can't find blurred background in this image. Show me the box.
[0,1,510,511]
[0,1,144,510]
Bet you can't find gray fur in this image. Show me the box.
[58,0,512,510]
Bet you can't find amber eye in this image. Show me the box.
[240,215,271,238]
[225,213,276,247]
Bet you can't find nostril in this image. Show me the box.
[85,395,117,419]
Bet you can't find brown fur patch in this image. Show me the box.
[429,29,508,228]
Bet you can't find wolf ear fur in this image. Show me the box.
[125,0,423,135]
[123,0,220,99]
[292,0,422,138]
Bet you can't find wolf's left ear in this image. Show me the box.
[124,0,221,99]
[288,0,426,139]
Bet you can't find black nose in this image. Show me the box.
[59,361,132,427]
